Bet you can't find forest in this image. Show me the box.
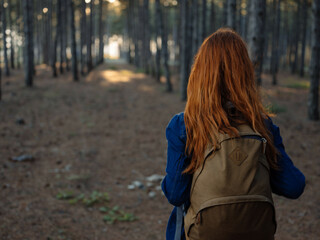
[0,0,319,239]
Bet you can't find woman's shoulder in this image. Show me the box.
[166,112,187,142]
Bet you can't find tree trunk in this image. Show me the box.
[8,0,14,69]
[155,0,161,82]
[163,7,172,92]
[291,0,301,74]
[192,0,199,57]
[133,1,140,68]
[180,0,189,100]
[142,0,151,74]
[56,0,63,74]
[308,0,320,120]
[69,0,78,81]
[2,2,10,76]
[210,0,215,33]
[23,0,34,87]
[299,0,308,77]
[227,0,236,30]
[157,2,172,92]
[270,0,281,85]
[248,0,266,85]
[87,0,93,72]
[126,0,133,64]
[98,0,104,65]
[80,0,86,75]
[222,0,227,26]
[0,8,2,101]
[52,0,59,77]
[201,0,207,41]
[64,0,70,71]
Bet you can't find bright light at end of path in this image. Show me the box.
[85,0,91,3]
[108,0,116,3]
[43,8,48,14]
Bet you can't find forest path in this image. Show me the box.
[0,63,319,240]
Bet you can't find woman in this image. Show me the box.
[161,28,305,240]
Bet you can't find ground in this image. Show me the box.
[0,62,319,240]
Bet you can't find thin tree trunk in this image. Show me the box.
[222,0,227,26]
[299,0,308,77]
[69,0,78,81]
[23,0,34,87]
[8,0,14,69]
[155,0,161,82]
[0,8,2,100]
[133,1,140,68]
[80,0,86,75]
[210,0,215,33]
[270,0,281,85]
[98,0,104,65]
[64,0,70,71]
[52,0,59,77]
[308,0,320,120]
[201,0,207,41]
[180,0,189,100]
[126,0,133,64]
[192,0,199,57]
[227,0,236,30]
[291,0,301,74]
[157,2,172,92]
[2,2,10,76]
[57,0,63,74]
[87,0,93,72]
[143,0,151,73]
[248,0,266,85]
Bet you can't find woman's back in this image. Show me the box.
[161,28,305,240]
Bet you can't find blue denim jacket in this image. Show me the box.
[161,112,306,240]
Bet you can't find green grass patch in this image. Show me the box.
[101,206,137,224]
[55,190,137,224]
[285,81,310,89]
[56,190,109,206]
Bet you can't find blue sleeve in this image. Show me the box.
[268,118,306,199]
[161,113,192,207]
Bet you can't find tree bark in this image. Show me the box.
[291,0,301,74]
[155,0,161,82]
[52,0,59,77]
[248,0,266,85]
[98,0,104,65]
[2,2,10,76]
[210,0,215,33]
[201,0,207,41]
[23,0,34,87]
[63,0,70,71]
[180,0,189,100]
[69,0,78,81]
[87,0,93,72]
[56,0,63,74]
[270,0,281,85]
[192,0,199,57]
[227,0,236,30]
[80,0,86,75]
[0,7,2,100]
[299,0,308,77]
[308,0,320,120]
[8,0,14,69]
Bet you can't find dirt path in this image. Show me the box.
[0,63,319,240]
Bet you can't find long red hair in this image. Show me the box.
[184,28,278,173]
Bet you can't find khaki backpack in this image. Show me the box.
[184,125,277,240]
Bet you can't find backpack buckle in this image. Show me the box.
[262,138,267,154]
